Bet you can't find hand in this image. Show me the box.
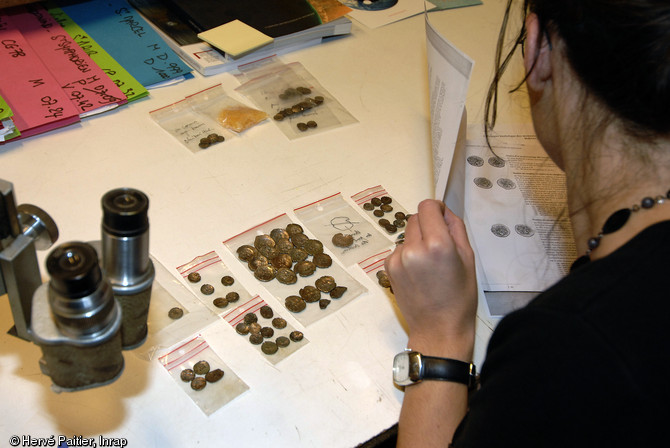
[385,199,477,359]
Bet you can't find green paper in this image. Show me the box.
[0,95,20,141]
[46,6,149,102]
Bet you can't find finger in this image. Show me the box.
[403,209,422,243]
[443,207,472,250]
[417,200,451,245]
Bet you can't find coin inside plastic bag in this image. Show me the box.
[168,307,184,319]
[213,297,229,308]
[260,305,274,319]
[191,377,207,391]
[272,317,287,329]
[315,276,336,292]
[313,253,332,268]
[254,264,277,282]
[205,368,224,383]
[286,223,304,236]
[200,284,215,295]
[249,333,263,345]
[244,313,258,324]
[294,260,316,277]
[319,298,331,309]
[276,336,290,348]
[303,239,324,255]
[299,285,321,303]
[221,275,235,286]
[270,228,290,241]
[285,295,307,313]
[332,233,354,248]
[236,322,250,335]
[187,272,201,283]
[193,360,210,375]
[330,286,347,299]
[290,330,304,342]
[261,341,279,355]
[276,267,298,284]
[237,245,258,261]
[180,369,195,382]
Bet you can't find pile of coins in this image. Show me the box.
[296,120,318,132]
[284,275,348,313]
[361,196,410,235]
[235,306,304,355]
[187,272,242,309]
[180,360,224,391]
[198,133,225,149]
[273,86,325,122]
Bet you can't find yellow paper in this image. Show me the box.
[197,20,274,59]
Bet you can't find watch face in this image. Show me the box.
[393,352,412,386]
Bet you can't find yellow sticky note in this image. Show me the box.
[197,20,274,59]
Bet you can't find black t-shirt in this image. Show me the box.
[451,220,670,447]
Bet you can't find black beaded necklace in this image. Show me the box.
[571,191,670,271]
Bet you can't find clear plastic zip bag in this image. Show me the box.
[236,61,357,140]
[222,213,367,327]
[351,185,412,244]
[358,249,394,294]
[157,334,249,416]
[187,84,268,134]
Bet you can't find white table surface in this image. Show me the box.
[0,1,530,446]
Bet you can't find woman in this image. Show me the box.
[385,0,670,446]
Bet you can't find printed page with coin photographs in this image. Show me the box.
[463,125,577,299]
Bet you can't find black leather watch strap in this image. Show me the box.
[422,355,477,388]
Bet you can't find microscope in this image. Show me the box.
[0,179,153,391]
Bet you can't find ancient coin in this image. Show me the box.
[273,113,285,121]
[313,96,324,104]
[258,244,280,259]
[393,219,406,228]
[236,322,250,335]
[271,253,293,269]
[244,313,258,324]
[297,122,309,132]
[237,245,258,261]
[248,255,269,271]
[373,209,384,217]
[300,285,321,303]
[363,203,375,211]
[467,155,484,167]
[291,233,309,248]
[254,265,277,282]
[395,212,406,221]
[330,286,347,299]
[261,326,275,338]
[285,295,307,313]
[193,360,210,375]
[384,224,398,234]
[380,204,393,213]
[221,275,235,286]
[289,247,309,263]
[180,369,195,382]
[296,86,311,94]
[213,297,229,308]
[289,331,304,342]
[319,298,331,309]
[381,196,393,204]
[332,233,354,248]
[371,197,382,207]
[168,307,184,319]
[272,317,287,329]
[260,305,274,319]
[286,223,304,236]
[191,377,207,391]
[377,270,392,288]
[313,253,333,268]
[248,322,262,335]
[200,284,215,295]
[254,234,275,249]
[303,239,324,255]
[378,218,391,227]
[306,120,317,128]
[199,139,210,149]
[261,341,279,355]
[275,238,294,254]
[249,333,264,345]
[187,272,201,283]
[276,336,290,348]
[315,276,336,292]
[205,369,224,383]
[276,267,298,285]
[226,291,240,303]
[294,260,316,277]
[271,228,290,241]
[491,224,511,238]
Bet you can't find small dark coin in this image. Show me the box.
[221,275,235,286]
[285,295,307,313]
[237,245,258,261]
[248,255,269,271]
[193,360,210,375]
[249,333,264,345]
[244,313,258,324]
[315,276,336,293]
[180,369,195,382]
[275,238,294,254]
[297,122,309,132]
[276,336,291,348]
[254,234,275,249]
[272,317,287,329]
[258,244,280,259]
[300,285,321,303]
[191,377,207,391]
[261,326,275,338]
[294,260,316,277]
[289,331,304,342]
[332,233,354,248]
[296,86,311,94]
[205,368,224,383]
[198,140,210,149]
[260,305,274,319]
[168,307,184,319]
[377,270,391,288]
[373,209,384,217]
[363,203,375,211]
[206,133,219,143]
[380,204,393,213]
[319,298,331,309]
[276,267,298,284]
[393,219,406,228]
[395,211,406,220]
[271,253,293,269]
[303,239,324,255]
[214,134,225,143]
[248,322,262,335]
[371,197,382,207]
[286,223,304,236]
[270,228,290,241]
[384,224,398,234]
[291,233,309,248]
[306,120,317,128]
[187,272,201,283]
[273,113,285,121]
[289,247,309,263]
[313,253,333,268]
[378,218,391,227]
[330,286,347,299]
[213,297,229,308]
[313,95,325,104]
[380,196,393,204]
[200,284,214,295]
[261,341,279,355]
[236,322,250,335]
[254,265,277,282]
[226,291,240,303]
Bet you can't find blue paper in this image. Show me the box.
[57,0,191,87]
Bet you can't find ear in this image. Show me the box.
[524,13,553,92]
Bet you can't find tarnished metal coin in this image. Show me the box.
[275,238,294,254]
[254,234,275,249]
[244,313,258,324]
[248,322,262,335]
[306,120,317,128]
[276,267,298,285]
[200,284,215,295]
[191,377,207,391]
[290,331,304,342]
[193,360,210,375]
[276,336,290,348]
[180,369,195,382]
[221,275,235,286]
[303,239,324,255]
[249,333,263,345]
[199,139,210,149]
[254,265,277,282]
[258,244,279,259]
[270,228,290,241]
[205,368,224,383]
[274,113,285,121]
[378,218,391,227]
[272,253,293,269]
[248,255,269,271]
[297,122,309,132]
[381,196,393,204]
[285,295,307,313]
[289,247,308,263]
[373,209,384,217]
[315,276,336,292]
[319,298,331,309]
[384,224,398,234]
[330,286,347,299]
[237,245,258,261]
[260,305,274,319]
[363,202,375,211]
[168,307,184,319]
[313,253,333,268]
[294,260,316,277]
[291,233,309,248]
[332,233,354,248]
[380,204,393,213]
[394,219,406,228]
[313,95,324,104]
[371,197,382,207]
[187,272,201,283]
[261,341,279,355]
[261,327,275,338]
[213,297,229,308]
[226,291,240,303]
[236,322,250,335]
[296,86,311,94]
[395,211,406,220]
[300,285,321,303]
[286,223,304,236]
[377,270,392,288]
[272,317,287,329]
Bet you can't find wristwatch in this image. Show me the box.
[393,350,477,389]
